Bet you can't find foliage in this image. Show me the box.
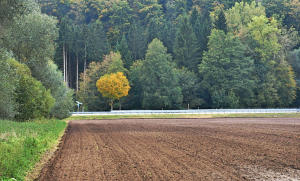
[96,72,131,110]
[199,29,255,108]
[116,34,133,69]
[8,59,55,121]
[0,54,18,119]
[140,38,182,109]
[226,1,265,34]
[1,0,298,112]
[176,68,203,108]
[77,51,127,111]
[0,119,66,180]
[215,10,227,33]
[173,15,200,72]
[86,20,110,61]
[77,62,109,111]
[105,51,128,74]
[31,61,74,119]
[124,60,144,109]
[3,11,58,64]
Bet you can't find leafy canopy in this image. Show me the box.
[96,72,130,104]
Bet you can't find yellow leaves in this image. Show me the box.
[96,72,130,100]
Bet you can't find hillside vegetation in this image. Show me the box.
[38,0,300,110]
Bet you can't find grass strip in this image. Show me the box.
[0,119,67,181]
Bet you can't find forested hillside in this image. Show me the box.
[38,0,300,110]
[0,0,74,120]
[2,0,300,113]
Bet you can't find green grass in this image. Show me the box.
[0,119,67,181]
[68,113,300,120]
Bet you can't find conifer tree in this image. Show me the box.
[215,10,227,33]
[116,34,133,69]
[174,15,200,72]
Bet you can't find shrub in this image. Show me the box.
[8,59,55,121]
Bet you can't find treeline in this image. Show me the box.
[37,0,300,110]
[0,0,73,120]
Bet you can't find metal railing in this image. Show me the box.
[71,108,300,116]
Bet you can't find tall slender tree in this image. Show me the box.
[173,15,200,72]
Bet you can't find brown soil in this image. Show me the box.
[37,118,300,181]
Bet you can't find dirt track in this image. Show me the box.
[38,118,300,181]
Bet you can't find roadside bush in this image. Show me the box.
[30,61,74,119]
[8,59,55,121]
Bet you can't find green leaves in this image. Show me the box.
[139,39,182,109]
[199,29,255,108]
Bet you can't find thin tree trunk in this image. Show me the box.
[76,54,79,92]
[84,43,87,93]
[63,43,66,82]
[111,100,113,111]
[66,48,68,87]
[68,51,71,88]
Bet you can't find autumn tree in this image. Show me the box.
[96,72,130,110]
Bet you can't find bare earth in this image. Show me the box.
[38,118,300,181]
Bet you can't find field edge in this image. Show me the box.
[25,121,68,181]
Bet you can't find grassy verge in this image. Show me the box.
[0,119,67,181]
[68,113,300,120]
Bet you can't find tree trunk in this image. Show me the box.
[76,54,79,92]
[63,43,66,82]
[66,47,68,87]
[68,51,71,88]
[83,43,87,93]
[110,100,114,111]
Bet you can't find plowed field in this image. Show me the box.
[38,118,300,181]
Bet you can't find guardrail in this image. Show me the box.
[72,109,300,116]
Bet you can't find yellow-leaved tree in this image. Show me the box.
[96,72,130,110]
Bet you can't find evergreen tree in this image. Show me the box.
[128,21,147,60]
[87,20,110,61]
[116,34,133,69]
[191,9,212,61]
[140,38,182,109]
[215,10,227,33]
[174,15,200,72]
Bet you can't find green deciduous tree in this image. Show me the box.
[3,11,58,64]
[226,1,265,34]
[176,68,203,108]
[140,38,182,109]
[199,29,255,108]
[8,59,55,121]
[0,51,18,119]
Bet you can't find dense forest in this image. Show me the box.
[1,0,300,114]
